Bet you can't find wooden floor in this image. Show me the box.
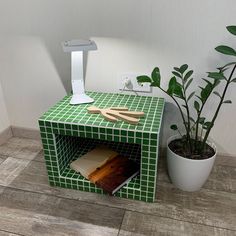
[0,137,235,236]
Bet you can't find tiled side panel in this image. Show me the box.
[39,121,59,186]
[54,135,78,173]
[140,133,159,202]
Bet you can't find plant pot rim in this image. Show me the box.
[167,134,217,162]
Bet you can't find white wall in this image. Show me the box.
[0,0,236,155]
[0,81,10,132]
[0,36,66,128]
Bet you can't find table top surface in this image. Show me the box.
[39,92,165,133]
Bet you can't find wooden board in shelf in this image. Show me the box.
[89,155,139,195]
[70,146,118,179]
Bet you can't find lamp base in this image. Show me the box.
[70,93,94,105]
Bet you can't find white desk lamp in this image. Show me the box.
[62,39,97,105]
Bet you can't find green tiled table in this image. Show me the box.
[38,92,165,202]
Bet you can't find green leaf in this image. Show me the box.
[218,62,236,71]
[194,100,200,112]
[179,64,188,73]
[203,121,212,130]
[167,76,184,98]
[187,92,195,101]
[207,72,226,80]
[184,70,193,81]
[199,117,205,125]
[173,82,184,99]
[196,95,202,101]
[223,100,232,104]
[213,79,221,88]
[227,25,236,36]
[215,45,236,56]
[173,67,181,73]
[150,82,159,86]
[172,71,182,78]
[137,75,152,84]
[198,86,204,91]
[170,124,178,130]
[213,91,221,98]
[185,78,193,90]
[151,67,161,87]
[219,67,230,73]
[202,78,213,86]
[201,83,212,102]
[167,77,177,96]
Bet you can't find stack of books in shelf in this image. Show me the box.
[70,146,139,195]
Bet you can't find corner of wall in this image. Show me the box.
[0,79,11,134]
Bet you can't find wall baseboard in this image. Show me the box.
[0,126,13,145]
[11,126,41,140]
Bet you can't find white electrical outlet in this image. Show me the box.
[119,74,151,93]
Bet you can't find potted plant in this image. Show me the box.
[137,26,236,191]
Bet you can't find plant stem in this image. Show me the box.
[200,128,203,142]
[194,79,220,153]
[177,128,183,138]
[182,79,192,153]
[159,87,189,136]
[194,115,200,151]
[201,65,236,150]
[194,101,206,152]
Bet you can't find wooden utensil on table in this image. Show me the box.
[87,106,145,124]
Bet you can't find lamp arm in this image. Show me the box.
[71,51,84,95]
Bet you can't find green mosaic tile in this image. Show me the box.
[39,92,165,202]
[40,92,164,134]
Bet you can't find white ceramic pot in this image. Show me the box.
[167,135,217,192]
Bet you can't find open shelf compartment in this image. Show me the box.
[48,134,141,199]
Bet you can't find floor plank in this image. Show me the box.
[119,211,235,236]
[215,155,236,167]
[0,137,41,161]
[157,156,236,193]
[1,137,235,234]
[7,160,236,231]
[0,157,30,186]
[0,207,119,236]
[203,165,236,193]
[33,150,44,163]
[0,155,7,165]
[155,182,236,231]
[0,186,124,236]
[0,230,22,236]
